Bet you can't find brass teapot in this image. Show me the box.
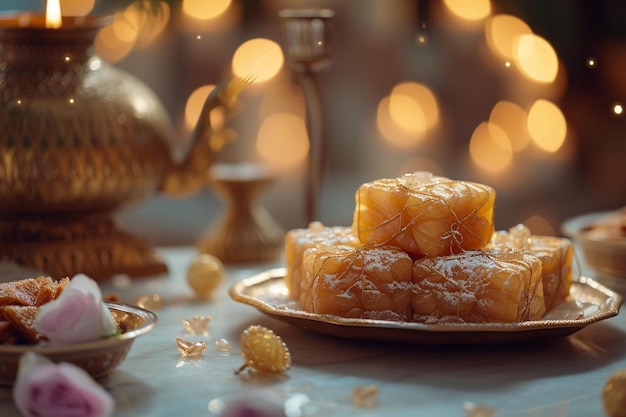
[0,14,248,279]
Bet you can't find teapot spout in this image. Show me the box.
[161,75,253,197]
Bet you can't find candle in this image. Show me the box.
[45,0,62,29]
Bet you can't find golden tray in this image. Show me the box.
[230,268,622,345]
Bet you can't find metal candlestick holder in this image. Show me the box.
[278,9,334,224]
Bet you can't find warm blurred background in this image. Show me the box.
[3,0,625,246]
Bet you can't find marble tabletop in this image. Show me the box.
[1,246,625,417]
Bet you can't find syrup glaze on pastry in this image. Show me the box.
[353,172,496,257]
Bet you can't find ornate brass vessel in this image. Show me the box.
[0,14,230,279]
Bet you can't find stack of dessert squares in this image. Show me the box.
[284,172,573,324]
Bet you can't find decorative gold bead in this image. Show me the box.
[187,254,224,298]
[235,325,291,375]
[603,369,626,417]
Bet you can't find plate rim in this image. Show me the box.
[229,268,623,335]
[562,210,626,247]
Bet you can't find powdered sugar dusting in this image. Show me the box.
[302,245,413,321]
[354,174,495,257]
[412,250,545,323]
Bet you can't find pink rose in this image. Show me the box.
[13,351,114,417]
[35,274,117,345]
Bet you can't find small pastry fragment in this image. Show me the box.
[176,337,207,358]
[353,172,496,257]
[2,306,46,344]
[489,224,573,310]
[462,401,496,417]
[603,369,626,417]
[0,276,71,345]
[301,245,413,321]
[353,385,380,409]
[284,221,362,301]
[215,338,231,353]
[0,276,70,308]
[182,315,212,336]
[136,294,164,310]
[411,250,546,323]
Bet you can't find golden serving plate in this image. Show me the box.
[0,302,157,386]
[230,268,622,345]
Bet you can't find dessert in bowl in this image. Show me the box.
[0,275,157,385]
[0,301,156,385]
[562,208,626,280]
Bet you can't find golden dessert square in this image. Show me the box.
[353,172,496,257]
[0,277,42,306]
[528,236,573,309]
[285,222,362,301]
[0,276,70,345]
[489,225,573,310]
[411,250,546,323]
[301,245,413,321]
[2,305,45,344]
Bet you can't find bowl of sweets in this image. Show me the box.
[0,276,157,385]
[562,208,626,280]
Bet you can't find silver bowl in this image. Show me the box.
[0,302,157,386]
[562,211,626,280]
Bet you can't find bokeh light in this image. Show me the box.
[184,85,216,130]
[469,122,513,173]
[95,1,170,62]
[516,34,559,83]
[95,25,135,63]
[391,82,440,131]
[179,0,241,32]
[443,0,491,21]
[522,215,555,236]
[485,14,532,60]
[586,57,597,68]
[232,38,284,83]
[258,83,306,120]
[377,82,439,149]
[388,94,427,136]
[183,0,231,20]
[488,101,530,152]
[613,103,623,116]
[377,96,424,148]
[60,0,95,16]
[112,8,140,43]
[527,99,567,152]
[139,1,170,44]
[256,113,309,170]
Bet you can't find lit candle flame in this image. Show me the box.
[46,0,62,29]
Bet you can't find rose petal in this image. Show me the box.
[35,274,117,345]
[13,352,114,417]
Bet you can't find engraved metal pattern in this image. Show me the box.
[0,16,174,278]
